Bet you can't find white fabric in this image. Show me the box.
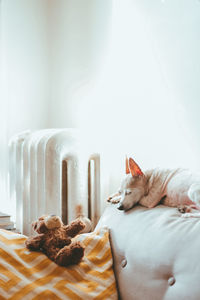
[97,204,200,300]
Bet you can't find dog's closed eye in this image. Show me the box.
[125,189,132,196]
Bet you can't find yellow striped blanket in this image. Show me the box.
[0,227,118,300]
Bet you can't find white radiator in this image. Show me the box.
[9,129,100,235]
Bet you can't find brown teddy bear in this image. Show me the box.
[25,215,85,266]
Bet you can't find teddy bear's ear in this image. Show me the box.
[32,220,48,233]
[32,221,37,231]
[38,215,48,221]
[37,221,48,233]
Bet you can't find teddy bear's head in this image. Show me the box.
[32,215,63,234]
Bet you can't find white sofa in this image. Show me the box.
[96,204,200,300]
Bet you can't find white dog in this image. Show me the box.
[107,157,200,217]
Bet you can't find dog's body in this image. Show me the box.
[108,157,200,216]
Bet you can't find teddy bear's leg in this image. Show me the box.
[55,241,84,266]
[25,235,43,251]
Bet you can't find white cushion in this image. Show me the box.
[96,204,200,300]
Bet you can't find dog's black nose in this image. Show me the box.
[117,204,124,210]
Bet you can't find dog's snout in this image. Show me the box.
[118,204,124,210]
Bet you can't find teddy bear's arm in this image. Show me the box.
[25,234,44,251]
[64,219,85,237]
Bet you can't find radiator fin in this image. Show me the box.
[9,129,100,235]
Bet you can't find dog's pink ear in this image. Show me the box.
[129,158,144,177]
[125,155,130,174]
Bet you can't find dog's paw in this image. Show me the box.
[178,205,191,214]
[107,196,112,203]
[107,197,120,204]
[112,199,120,204]
[107,193,121,204]
[108,198,120,204]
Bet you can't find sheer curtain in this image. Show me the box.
[1,0,200,215]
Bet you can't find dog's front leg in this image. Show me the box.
[107,192,121,204]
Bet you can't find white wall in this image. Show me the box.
[103,0,200,194]
[45,0,200,198]
[47,0,112,128]
[2,0,49,138]
[1,0,50,214]
[0,0,7,208]
[0,0,113,214]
